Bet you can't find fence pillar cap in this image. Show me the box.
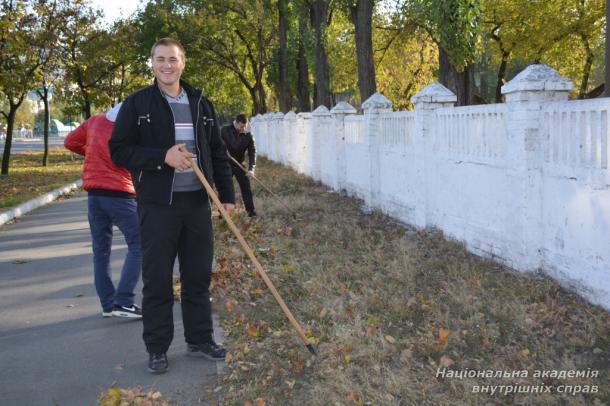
[412,82,457,106]
[331,101,357,115]
[362,92,392,111]
[284,111,297,120]
[263,113,274,121]
[502,64,573,95]
[312,105,331,115]
[272,112,285,120]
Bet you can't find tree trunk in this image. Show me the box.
[297,13,311,112]
[1,101,22,175]
[439,46,474,106]
[439,47,453,90]
[278,0,292,112]
[578,35,593,99]
[82,91,92,119]
[495,51,509,103]
[350,0,376,103]
[604,0,610,97]
[310,0,331,108]
[454,64,475,106]
[43,87,50,167]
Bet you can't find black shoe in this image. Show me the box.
[187,339,227,361]
[112,304,142,319]
[247,211,257,218]
[148,353,168,374]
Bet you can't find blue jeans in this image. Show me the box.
[88,194,141,310]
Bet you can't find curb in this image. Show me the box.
[0,179,82,227]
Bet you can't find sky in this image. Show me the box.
[89,0,146,25]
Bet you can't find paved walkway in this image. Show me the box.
[0,193,222,405]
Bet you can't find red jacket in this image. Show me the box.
[64,115,135,195]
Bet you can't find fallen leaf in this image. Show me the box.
[438,328,450,347]
[285,379,295,389]
[243,402,253,406]
[439,355,454,367]
[344,355,351,364]
[281,263,294,273]
[346,391,359,402]
[225,352,234,363]
[246,325,259,337]
[385,335,396,344]
[366,325,377,337]
[319,307,328,318]
[306,332,320,345]
[150,392,162,400]
[520,348,530,356]
[114,363,124,371]
[225,301,235,313]
[367,315,380,326]
[66,304,76,308]
[254,398,266,406]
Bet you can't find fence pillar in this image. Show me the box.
[312,105,331,182]
[412,83,457,228]
[501,64,573,270]
[330,101,357,191]
[283,111,297,167]
[362,92,393,210]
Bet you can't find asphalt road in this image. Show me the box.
[0,193,223,406]
[0,138,66,155]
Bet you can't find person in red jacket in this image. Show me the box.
[64,103,142,319]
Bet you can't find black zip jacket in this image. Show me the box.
[109,80,235,206]
[220,124,256,171]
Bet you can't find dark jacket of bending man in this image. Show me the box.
[221,114,257,217]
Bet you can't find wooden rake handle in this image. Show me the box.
[189,158,317,356]
[227,154,295,215]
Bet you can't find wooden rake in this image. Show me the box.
[188,155,318,356]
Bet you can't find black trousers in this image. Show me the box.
[232,164,255,214]
[138,191,214,354]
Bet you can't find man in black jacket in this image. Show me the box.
[109,38,235,374]
[221,114,257,217]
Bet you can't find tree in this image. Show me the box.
[409,0,480,105]
[61,0,122,118]
[606,0,609,96]
[0,0,43,175]
[348,0,376,103]
[308,0,332,108]
[277,0,292,112]
[32,0,66,166]
[296,9,312,111]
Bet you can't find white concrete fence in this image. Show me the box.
[251,65,610,311]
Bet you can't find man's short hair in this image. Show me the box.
[150,38,186,60]
[235,114,248,124]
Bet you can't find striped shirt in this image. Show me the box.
[162,88,202,192]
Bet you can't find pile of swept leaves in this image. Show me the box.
[207,158,609,405]
[0,148,82,208]
[98,386,169,406]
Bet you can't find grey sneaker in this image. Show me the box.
[112,304,142,319]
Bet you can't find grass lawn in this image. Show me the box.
[207,157,610,405]
[0,148,83,209]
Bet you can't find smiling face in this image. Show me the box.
[151,44,185,94]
